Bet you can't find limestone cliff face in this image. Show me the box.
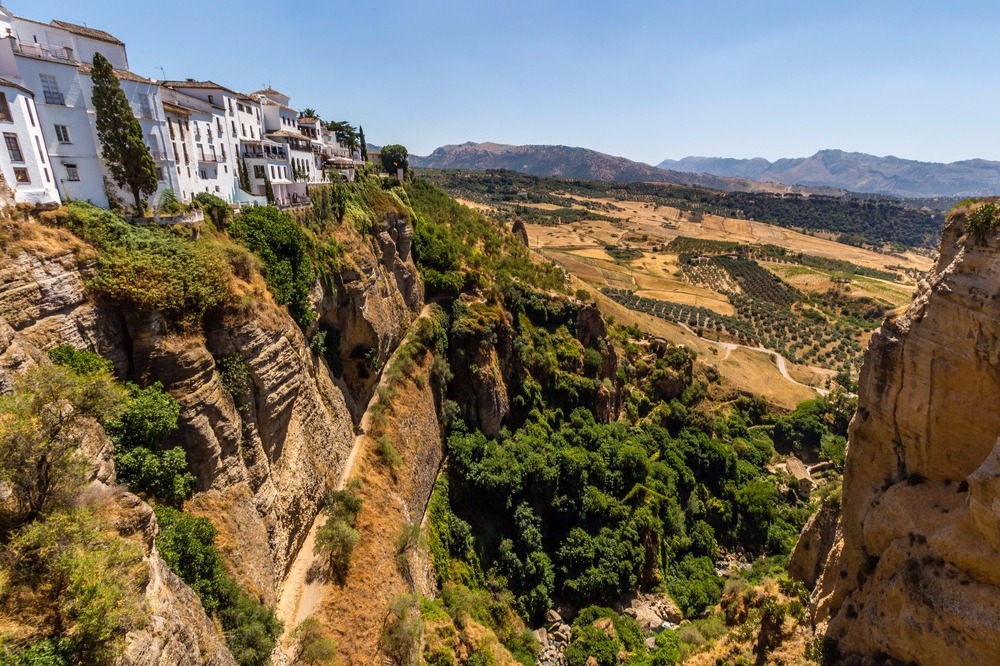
[0,313,236,666]
[0,210,422,611]
[811,209,1000,663]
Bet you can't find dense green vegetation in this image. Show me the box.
[155,507,282,666]
[419,169,943,248]
[57,202,233,329]
[405,178,566,296]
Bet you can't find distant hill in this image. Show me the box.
[658,150,1000,198]
[412,142,841,194]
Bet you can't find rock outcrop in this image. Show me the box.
[0,311,236,666]
[810,207,1000,663]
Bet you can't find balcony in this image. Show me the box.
[149,149,169,161]
[242,149,287,161]
[13,41,77,64]
[198,153,222,163]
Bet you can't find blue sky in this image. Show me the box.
[19,1,1000,164]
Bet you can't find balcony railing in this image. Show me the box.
[149,149,169,161]
[243,149,287,161]
[198,153,222,163]
[13,41,77,64]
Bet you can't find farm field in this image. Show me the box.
[513,192,930,394]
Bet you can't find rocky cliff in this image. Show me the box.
[0,203,423,660]
[808,204,1000,663]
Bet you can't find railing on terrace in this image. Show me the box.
[13,41,77,64]
[198,153,221,163]
[242,150,286,160]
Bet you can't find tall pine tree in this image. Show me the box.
[90,53,157,212]
[359,126,367,162]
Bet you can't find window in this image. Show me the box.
[34,136,45,163]
[241,123,246,137]
[199,169,207,179]
[25,100,34,126]
[54,124,71,143]
[13,167,28,183]
[65,163,80,181]
[231,121,236,136]
[155,166,165,181]
[4,133,23,161]
[39,74,63,105]
[137,94,152,118]
[208,95,215,105]
[43,167,50,183]
[168,119,175,140]
[0,93,10,122]
[253,165,265,178]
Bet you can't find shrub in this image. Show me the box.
[193,192,232,229]
[229,206,316,328]
[47,344,114,376]
[2,510,146,664]
[103,382,194,507]
[292,617,336,665]
[376,436,403,473]
[314,519,359,583]
[966,202,999,237]
[58,202,235,330]
[153,506,281,665]
[383,595,423,666]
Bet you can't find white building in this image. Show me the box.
[0,76,59,204]
[255,88,310,205]
[0,7,177,208]
[159,85,237,203]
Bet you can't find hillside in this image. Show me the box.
[659,149,1000,198]
[420,168,944,248]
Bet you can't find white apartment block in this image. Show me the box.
[0,76,58,204]
[160,86,236,203]
[0,4,362,212]
[0,6,177,208]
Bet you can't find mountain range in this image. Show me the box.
[411,142,842,195]
[658,150,1000,198]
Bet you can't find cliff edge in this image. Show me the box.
[810,202,1000,663]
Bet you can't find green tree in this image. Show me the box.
[0,364,125,523]
[292,617,336,665]
[380,144,409,176]
[359,126,368,162]
[90,53,157,213]
[238,157,252,192]
[326,121,358,156]
[264,173,275,205]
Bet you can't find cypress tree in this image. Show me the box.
[359,126,367,162]
[264,174,275,205]
[238,157,251,192]
[90,53,157,213]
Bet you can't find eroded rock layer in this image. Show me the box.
[811,209,1000,663]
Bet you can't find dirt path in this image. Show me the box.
[676,321,829,396]
[275,304,436,639]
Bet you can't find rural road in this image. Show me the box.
[275,304,436,640]
[676,321,829,396]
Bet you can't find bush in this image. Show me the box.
[376,435,403,473]
[2,510,146,664]
[292,617,336,665]
[103,382,194,506]
[666,555,724,618]
[47,344,114,376]
[193,192,232,229]
[58,202,233,329]
[383,595,423,666]
[229,206,316,328]
[153,506,281,665]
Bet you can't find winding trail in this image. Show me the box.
[275,304,436,639]
[675,321,829,396]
